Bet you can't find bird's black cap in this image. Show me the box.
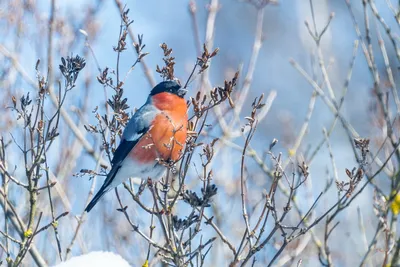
[150,80,187,98]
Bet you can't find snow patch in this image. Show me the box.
[53,251,131,267]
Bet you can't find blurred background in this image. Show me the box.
[1,0,400,266]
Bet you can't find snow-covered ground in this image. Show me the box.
[53,252,131,267]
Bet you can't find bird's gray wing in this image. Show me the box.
[85,100,158,212]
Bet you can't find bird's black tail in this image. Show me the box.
[85,164,120,212]
[85,187,108,212]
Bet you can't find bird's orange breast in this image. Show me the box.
[130,92,188,164]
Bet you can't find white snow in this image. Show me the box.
[53,251,131,267]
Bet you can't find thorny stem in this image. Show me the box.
[240,120,258,249]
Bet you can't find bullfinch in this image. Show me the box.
[85,80,188,212]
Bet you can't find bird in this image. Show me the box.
[85,80,188,212]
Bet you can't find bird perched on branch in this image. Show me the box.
[85,80,188,212]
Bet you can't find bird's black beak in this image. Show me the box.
[177,88,188,97]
